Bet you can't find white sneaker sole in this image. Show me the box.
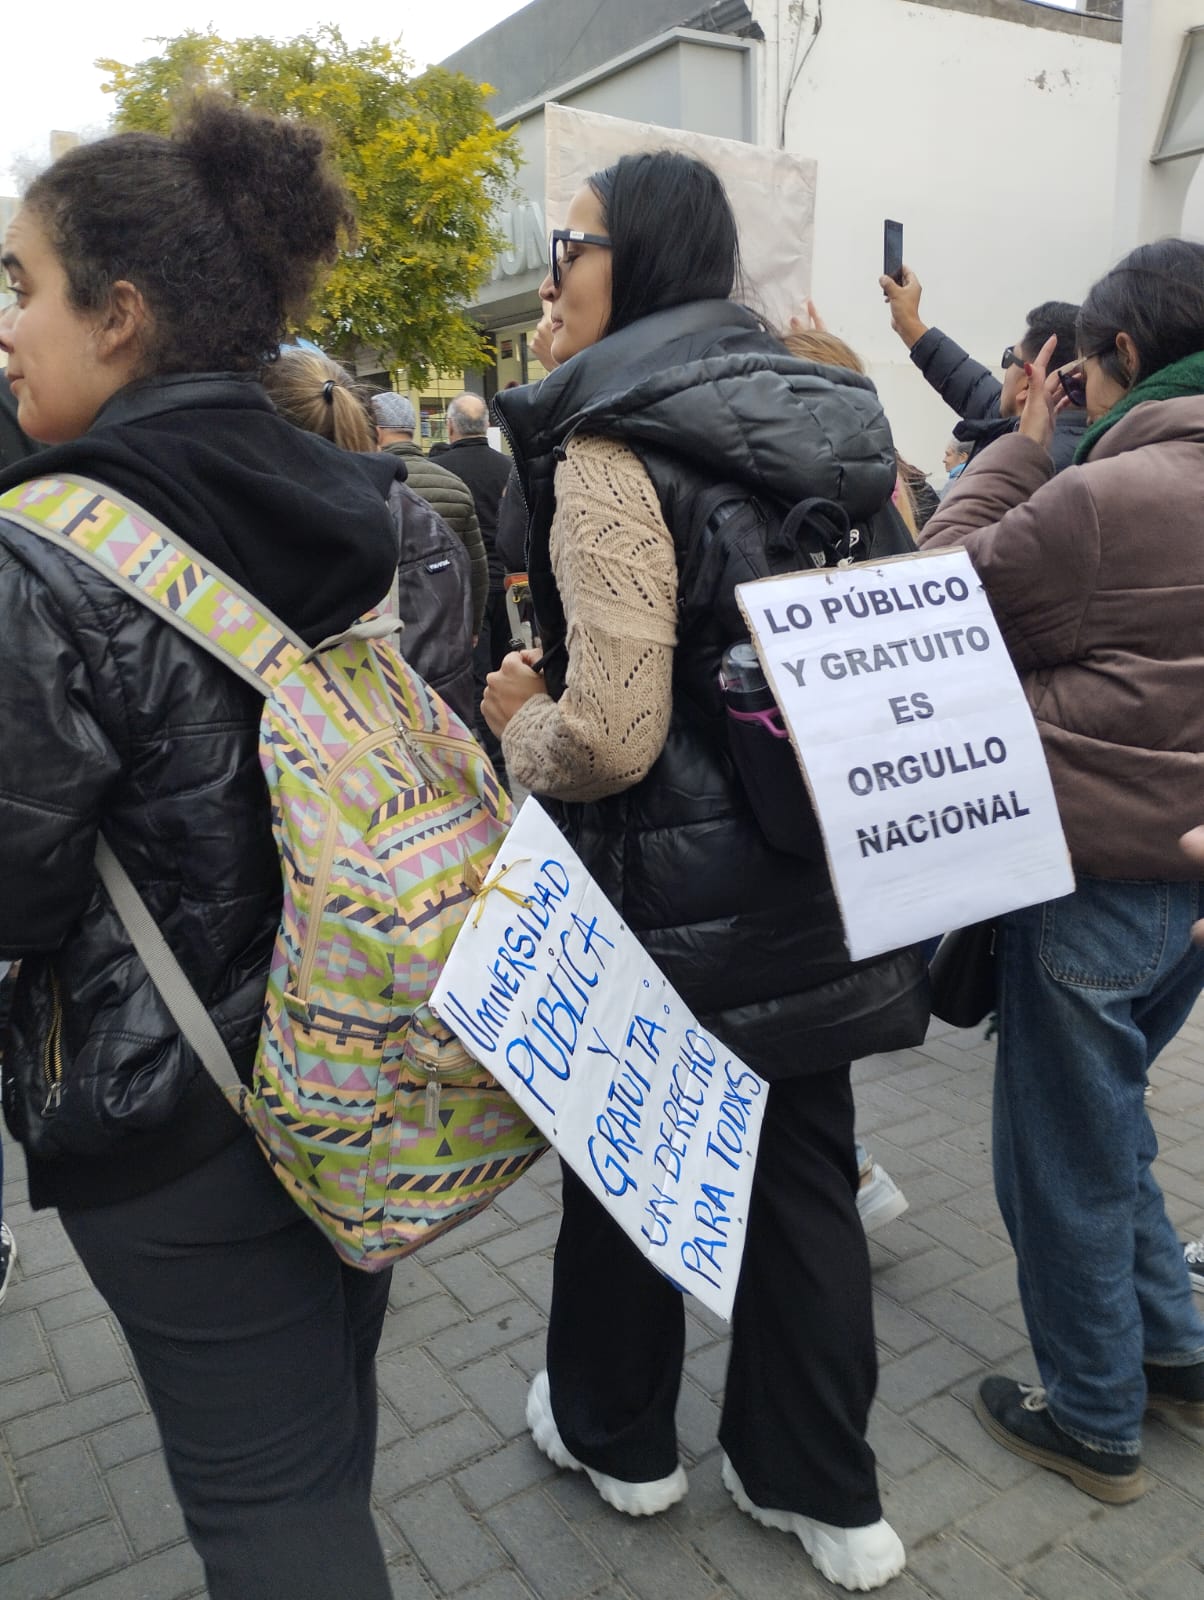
[0,1224,16,1308]
[856,1170,910,1234]
[526,1371,687,1517]
[722,1455,905,1592]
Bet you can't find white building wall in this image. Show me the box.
[1114,0,1204,250]
[749,0,1122,472]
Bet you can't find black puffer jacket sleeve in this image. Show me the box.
[910,327,1002,422]
[0,534,124,956]
[495,464,528,575]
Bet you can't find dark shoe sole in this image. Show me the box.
[1145,1392,1204,1427]
[973,1390,1146,1504]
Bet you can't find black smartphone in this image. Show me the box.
[883,219,904,286]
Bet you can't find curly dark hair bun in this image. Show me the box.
[25,94,355,375]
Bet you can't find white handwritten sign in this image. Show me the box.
[738,550,1073,960]
[429,798,766,1320]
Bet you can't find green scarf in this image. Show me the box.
[1074,348,1204,463]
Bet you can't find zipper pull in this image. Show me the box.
[41,1082,62,1117]
[424,1077,441,1130]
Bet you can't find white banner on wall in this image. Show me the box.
[737,550,1074,960]
[429,798,766,1320]
[544,103,816,336]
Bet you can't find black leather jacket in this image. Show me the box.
[0,375,399,1208]
[496,302,928,1079]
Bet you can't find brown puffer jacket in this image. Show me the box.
[919,397,1204,879]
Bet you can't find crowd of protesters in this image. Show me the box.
[0,95,1201,1598]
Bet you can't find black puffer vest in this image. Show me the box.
[496,302,929,1079]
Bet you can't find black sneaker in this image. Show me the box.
[1145,1360,1204,1426]
[973,1377,1146,1504]
[0,1221,16,1308]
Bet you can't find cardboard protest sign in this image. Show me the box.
[545,103,816,335]
[737,550,1073,960]
[430,798,766,1320]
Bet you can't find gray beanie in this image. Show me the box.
[372,391,416,432]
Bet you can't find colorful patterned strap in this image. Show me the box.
[0,474,308,694]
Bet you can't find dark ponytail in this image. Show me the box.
[24,94,353,375]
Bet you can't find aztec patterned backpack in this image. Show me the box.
[0,475,548,1269]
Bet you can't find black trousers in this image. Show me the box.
[547,1065,883,1527]
[61,1135,393,1600]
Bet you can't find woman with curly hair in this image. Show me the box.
[0,99,401,1597]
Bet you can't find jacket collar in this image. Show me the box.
[92,372,274,432]
[1083,392,1204,462]
[495,299,896,521]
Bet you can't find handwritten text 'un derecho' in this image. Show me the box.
[436,860,764,1294]
[760,573,1030,856]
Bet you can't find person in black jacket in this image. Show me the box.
[0,99,398,1599]
[440,392,516,778]
[485,152,924,1593]
[880,267,1087,471]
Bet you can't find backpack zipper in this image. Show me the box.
[407,1037,481,1129]
[41,968,64,1116]
[421,1061,478,1129]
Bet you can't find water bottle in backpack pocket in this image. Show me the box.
[720,642,826,861]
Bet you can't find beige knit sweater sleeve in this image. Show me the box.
[501,435,678,803]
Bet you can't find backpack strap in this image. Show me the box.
[777,497,855,567]
[93,837,243,1098]
[0,474,308,694]
[0,474,297,1100]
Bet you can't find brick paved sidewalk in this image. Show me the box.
[2,1013,1202,1600]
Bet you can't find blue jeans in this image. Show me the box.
[995,876,1204,1453]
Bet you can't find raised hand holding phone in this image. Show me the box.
[883,219,905,286]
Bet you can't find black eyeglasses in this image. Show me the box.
[1057,363,1088,409]
[549,228,612,289]
[1001,345,1027,371]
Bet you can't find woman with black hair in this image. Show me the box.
[920,238,1204,1502]
[485,152,919,1592]
[0,99,402,1597]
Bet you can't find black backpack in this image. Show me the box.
[680,484,916,642]
[678,486,917,861]
[387,482,476,725]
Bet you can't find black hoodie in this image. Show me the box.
[0,375,402,1209]
[0,373,401,642]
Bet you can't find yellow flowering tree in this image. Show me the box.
[99,27,519,378]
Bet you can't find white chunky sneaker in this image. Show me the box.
[856,1162,909,1234]
[0,1221,15,1307]
[526,1371,687,1516]
[722,1455,905,1592]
